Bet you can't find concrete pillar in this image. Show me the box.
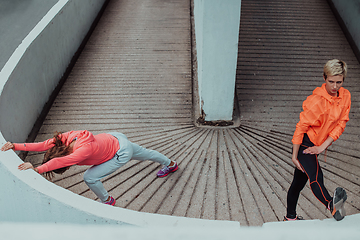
[194,0,241,122]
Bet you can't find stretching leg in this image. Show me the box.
[130,141,171,166]
[286,168,308,218]
[298,145,332,208]
[109,132,171,166]
[286,134,332,218]
[83,148,131,202]
[84,133,133,202]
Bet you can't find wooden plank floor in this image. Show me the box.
[25,0,360,226]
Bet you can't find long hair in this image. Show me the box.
[42,132,72,180]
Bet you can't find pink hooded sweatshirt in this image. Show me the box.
[14,130,119,174]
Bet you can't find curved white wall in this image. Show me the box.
[0,0,239,228]
[0,0,106,144]
[0,146,239,227]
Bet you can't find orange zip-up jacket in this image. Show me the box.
[292,83,351,146]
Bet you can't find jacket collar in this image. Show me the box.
[313,83,343,102]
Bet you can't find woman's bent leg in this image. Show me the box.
[84,155,129,202]
[109,132,171,166]
[84,133,133,202]
[298,147,332,208]
[130,142,171,166]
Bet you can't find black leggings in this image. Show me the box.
[286,134,332,218]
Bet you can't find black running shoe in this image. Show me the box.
[331,187,347,221]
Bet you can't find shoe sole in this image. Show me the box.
[104,197,116,206]
[283,216,304,221]
[158,165,178,178]
[106,201,116,206]
[333,187,347,221]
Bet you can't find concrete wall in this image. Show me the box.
[328,0,360,61]
[0,0,60,70]
[193,0,241,122]
[0,0,106,144]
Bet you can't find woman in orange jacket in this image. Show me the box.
[285,59,351,221]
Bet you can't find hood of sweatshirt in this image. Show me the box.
[64,130,95,148]
[312,83,344,103]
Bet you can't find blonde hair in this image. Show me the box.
[323,59,347,80]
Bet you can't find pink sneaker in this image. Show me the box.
[157,163,178,178]
[103,196,116,206]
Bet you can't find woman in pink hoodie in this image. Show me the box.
[1,131,178,205]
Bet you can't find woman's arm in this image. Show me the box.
[292,144,304,172]
[292,95,321,145]
[303,136,334,155]
[36,144,92,174]
[292,136,333,171]
[13,139,55,152]
[329,95,351,142]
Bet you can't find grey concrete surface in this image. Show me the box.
[0,0,59,70]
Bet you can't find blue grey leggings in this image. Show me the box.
[83,132,171,202]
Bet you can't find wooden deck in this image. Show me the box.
[25,0,360,226]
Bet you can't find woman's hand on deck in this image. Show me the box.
[1,142,14,151]
[18,162,34,171]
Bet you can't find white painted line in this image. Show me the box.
[0,0,68,91]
